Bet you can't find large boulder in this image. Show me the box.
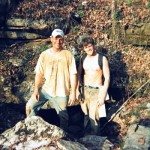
[0,116,114,150]
[123,124,150,150]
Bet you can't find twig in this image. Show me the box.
[100,79,150,131]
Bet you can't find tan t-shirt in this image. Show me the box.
[35,49,77,97]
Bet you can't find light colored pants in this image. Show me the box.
[80,86,107,135]
[26,88,69,131]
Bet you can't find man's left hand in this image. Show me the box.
[97,99,104,107]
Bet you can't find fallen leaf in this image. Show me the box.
[138,137,145,145]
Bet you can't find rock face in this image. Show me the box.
[124,23,150,46]
[123,124,150,150]
[1,18,149,46]
[0,1,149,46]
[0,116,114,150]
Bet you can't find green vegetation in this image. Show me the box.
[114,10,124,21]
[126,0,133,7]
[77,6,85,18]
[71,26,80,35]
[124,48,129,52]
[78,9,84,18]
[147,2,150,9]
[127,111,140,119]
[33,44,50,53]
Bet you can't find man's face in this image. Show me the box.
[83,43,95,56]
[51,35,64,49]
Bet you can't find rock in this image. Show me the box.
[79,135,114,150]
[0,30,44,39]
[6,18,48,30]
[123,124,150,150]
[57,139,87,150]
[76,34,89,46]
[0,116,114,150]
[0,116,68,149]
[0,15,76,39]
[9,58,24,67]
[124,23,150,46]
[13,80,34,102]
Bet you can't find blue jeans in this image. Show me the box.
[26,88,69,131]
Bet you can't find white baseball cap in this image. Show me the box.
[51,29,64,37]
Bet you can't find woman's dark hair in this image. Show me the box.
[81,37,95,47]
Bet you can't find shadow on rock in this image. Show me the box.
[39,105,84,138]
[99,119,122,148]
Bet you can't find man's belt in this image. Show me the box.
[84,85,99,89]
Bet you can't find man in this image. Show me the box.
[77,37,110,135]
[26,29,77,131]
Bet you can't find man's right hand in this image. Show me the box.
[31,91,40,102]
